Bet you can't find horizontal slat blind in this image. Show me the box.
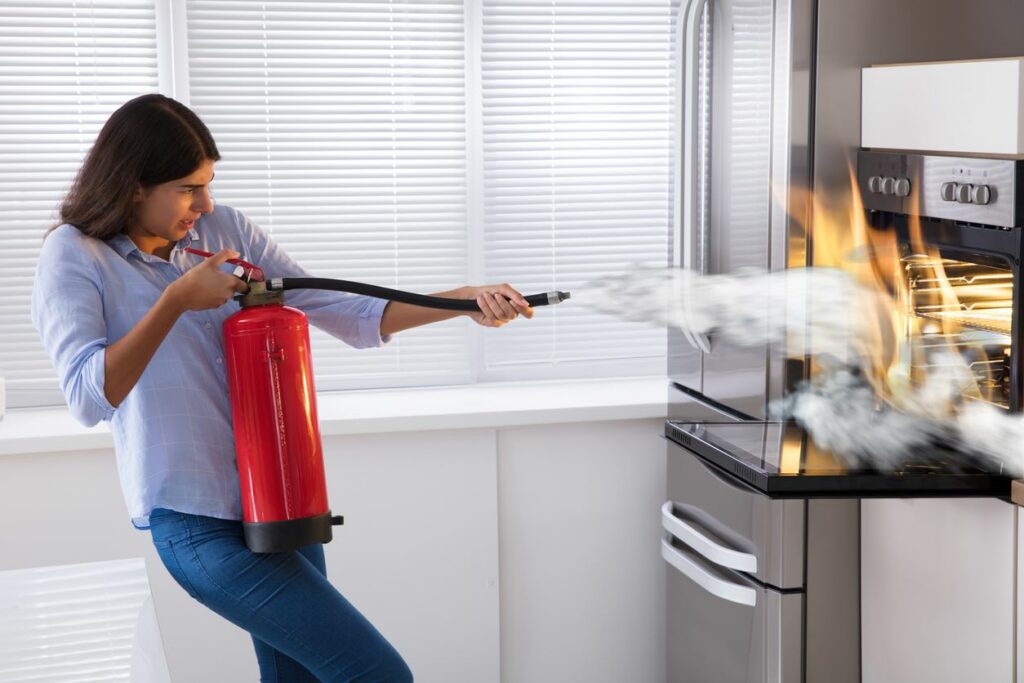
[3,1,676,409]
[186,0,472,389]
[0,558,166,682]
[0,0,160,407]
[479,0,672,380]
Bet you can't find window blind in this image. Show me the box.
[478,0,673,380]
[185,0,473,390]
[1,0,675,409]
[0,558,169,682]
[0,0,160,408]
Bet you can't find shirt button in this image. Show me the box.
[205,322,212,329]
[215,357,223,364]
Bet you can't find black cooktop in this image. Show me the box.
[665,420,1012,498]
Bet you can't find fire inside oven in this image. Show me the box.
[899,249,1014,410]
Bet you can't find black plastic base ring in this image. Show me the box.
[244,511,340,553]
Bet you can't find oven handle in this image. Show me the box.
[661,535,757,607]
[661,501,758,573]
[675,0,712,353]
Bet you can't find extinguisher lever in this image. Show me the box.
[331,515,345,526]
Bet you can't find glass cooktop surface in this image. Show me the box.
[664,420,1011,497]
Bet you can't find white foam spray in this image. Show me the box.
[574,265,1024,476]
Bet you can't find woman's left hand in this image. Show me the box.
[462,284,534,327]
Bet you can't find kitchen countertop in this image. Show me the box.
[666,420,1012,498]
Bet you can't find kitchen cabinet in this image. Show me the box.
[1018,507,1024,683]
[0,416,667,683]
[322,430,501,683]
[497,420,667,683]
[861,498,1015,682]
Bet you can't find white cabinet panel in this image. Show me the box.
[323,430,501,683]
[496,419,667,683]
[862,498,1015,683]
[1017,507,1024,683]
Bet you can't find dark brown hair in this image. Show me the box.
[56,94,220,240]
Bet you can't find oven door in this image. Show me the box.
[665,535,803,683]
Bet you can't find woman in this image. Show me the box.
[31,94,533,682]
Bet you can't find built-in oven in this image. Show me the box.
[857,151,1024,412]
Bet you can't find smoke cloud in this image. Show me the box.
[576,266,1024,476]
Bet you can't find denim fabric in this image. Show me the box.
[149,508,412,682]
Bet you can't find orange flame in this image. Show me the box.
[791,164,1011,415]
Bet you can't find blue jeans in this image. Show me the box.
[149,508,413,682]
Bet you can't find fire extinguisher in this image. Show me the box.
[191,249,570,553]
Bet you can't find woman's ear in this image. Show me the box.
[132,185,146,202]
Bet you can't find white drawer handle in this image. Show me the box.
[661,501,758,573]
[662,536,757,607]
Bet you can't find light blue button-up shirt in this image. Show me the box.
[32,205,390,528]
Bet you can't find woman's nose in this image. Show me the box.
[193,188,214,214]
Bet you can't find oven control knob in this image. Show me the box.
[955,183,973,203]
[868,176,882,193]
[894,177,911,197]
[880,177,896,195]
[971,184,991,205]
[940,181,957,201]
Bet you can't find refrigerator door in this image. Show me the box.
[670,0,813,417]
[664,535,803,683]
[667,436,805,589]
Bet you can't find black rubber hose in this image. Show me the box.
[266,277,570,312]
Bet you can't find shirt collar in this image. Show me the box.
[108,227,200,259]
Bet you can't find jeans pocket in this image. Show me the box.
[154,537,205,604]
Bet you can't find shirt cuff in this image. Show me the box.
[359,297,392,347]
[85,347,117,422]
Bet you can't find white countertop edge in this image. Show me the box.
[0,377,668,456]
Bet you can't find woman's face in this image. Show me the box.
[131,159,215,248]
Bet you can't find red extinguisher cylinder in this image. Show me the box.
[223,299,339,552]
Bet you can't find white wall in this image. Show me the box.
[0,418,666,683]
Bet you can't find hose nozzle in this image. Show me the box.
[539,291,571,305]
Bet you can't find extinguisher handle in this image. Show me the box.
[266,277,570,311]
[184,247,266,281]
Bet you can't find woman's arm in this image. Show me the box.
[379,285,533,337]
[235,211,533,339]
[103,249,248,407]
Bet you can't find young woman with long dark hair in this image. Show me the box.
[32,93,533,682]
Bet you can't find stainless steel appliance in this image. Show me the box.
[665,1,1024,681]
[665,423,858,683]
[663,421,1008,683]
[857,150,1024,411]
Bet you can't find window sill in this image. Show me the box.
[0,377,668,457]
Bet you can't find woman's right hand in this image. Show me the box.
[165,248,250,313]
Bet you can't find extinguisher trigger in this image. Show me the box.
[331,515,345,526]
